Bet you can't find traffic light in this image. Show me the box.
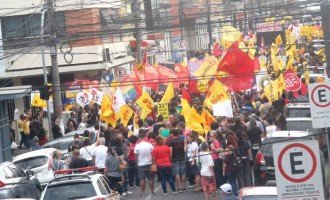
[40,84,52,100]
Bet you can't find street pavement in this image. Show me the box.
[124,184,207,200]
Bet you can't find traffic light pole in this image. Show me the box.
[47,0,63,120]
[41,4,52,138]
[133,0,142,64]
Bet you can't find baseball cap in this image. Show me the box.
[220,183,232,194]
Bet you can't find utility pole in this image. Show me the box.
[206,0,212,53]
[47,0,62,119]
[133,0,142,64]
[41,4,52,138]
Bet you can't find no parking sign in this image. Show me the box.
[273,140,324,200]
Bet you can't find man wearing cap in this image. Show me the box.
[70,149,89,169]
[219,183,239,200]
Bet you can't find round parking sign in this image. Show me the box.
[177,40,185,49]
[115,67,126,78]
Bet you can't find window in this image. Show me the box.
[9,164,25,177]
[14,156,49,170]
[97,179,107,195]
[101,177,112,194]
[43,182,97,200]
[3,167,15,179]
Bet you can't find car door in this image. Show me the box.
[99,176,119,199]
[8,164,40,198]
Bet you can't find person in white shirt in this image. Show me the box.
[133,119,144,137]
[134,129,154,197]
[78,116,86,130]
[199,142,216,200]
[92,137,107,172]
[185,132,201,192]
[80,138,96,166]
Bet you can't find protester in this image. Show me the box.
[18,114,25,149]
[219,183,239,200]
[223,135,239,196]
[52,117,63,139]
[208,130,224,189]
[153,115,165,135]
[128,135,140,189]
[247,118,263,160]
[92,137,107,173]
[134,129,155,197]
[152,135,177,195]
[185,132,202,192]
[168,128,187,193]
[199,142,216,200]
[104,146,126,196]
[49,150,65,172]
[69,149,89,169]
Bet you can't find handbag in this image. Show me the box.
[11,142,18,149]
[118,156,127,171]
[232,151,243,172]
[150,164,157,173]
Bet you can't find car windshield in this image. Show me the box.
[43,182,97,200]
[263,137,311,157]
[242,196,277,200]
[286,108,311,118]
[286,120,319,133]
[14,156,48,170]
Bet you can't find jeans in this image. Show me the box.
[213,158,225,188]
[122,168,128,192]
[23,134,30,148]
[186,161,195,185]
[157,166,176,193]
[236,161,252,189]
[128,160,139,187]
[225,173,237,196]
[107,176,123,195]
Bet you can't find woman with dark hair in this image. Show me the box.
[128,135,140,189]
[208,130,224,190]
[152,135,176,195]
[104,146,126,195]
[235,129,252,190]
[223,135,238,196]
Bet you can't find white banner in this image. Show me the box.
[90,88,104,105]
[76,90,93,107]
[212,99,233,118]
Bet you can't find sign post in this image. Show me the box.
[308,82,330,128]
[273,140,325,200]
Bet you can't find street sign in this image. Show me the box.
[308,82,330,128]
[135,63,145,71]
[103,73,114,83]
[273,140,324,200]
[115,67,127,78]
[177,40,186,49]
[155,47,164,55]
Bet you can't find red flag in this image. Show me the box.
[143,49,147,65]
[211,42,222,57]
[181,87,191,103]
[217,42,255,91]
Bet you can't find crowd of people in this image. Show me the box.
[40,85,303,200]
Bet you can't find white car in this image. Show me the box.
[12,148,57,188]
[40,172,120,200]
[238,186,277,200]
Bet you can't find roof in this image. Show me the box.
[48,173,101,186]
[12,148,56,162]
[240,187,277,196]
[0,85,32,100]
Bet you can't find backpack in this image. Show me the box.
[231,149,243,172]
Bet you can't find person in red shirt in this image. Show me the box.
[152,136,177,195]
[128,135,140,189]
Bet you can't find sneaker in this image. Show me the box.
[178,189,182,193]
[122,192,127,196]
[163,193,168,196]
[188,184,194,188]
[127,191,132,194]
[182,188,187,192]
[173,191,178,195]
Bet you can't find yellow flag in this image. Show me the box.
[193,58,219,85]
[161,82,175,103]
[136,91,154,111]
[31,93,47,108]
[203,80,229,110]
[222,26,241,49]
[275,34,283,46]
[201,109,216,134]
[103,112,117,128]
[100,95,113,119]
[181,98,192,122]
[119,104,134,127]
[186,107,204,135]
[264,79,279,103]
[133,114,139,131]
[278,73,285,96]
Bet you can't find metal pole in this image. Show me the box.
[134,0,142,64]
[207,0,212,53]
[41,4,53,138]
[47,0,63,119]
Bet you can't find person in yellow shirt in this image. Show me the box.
[22,109,31,149]
[18,114,25,149]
